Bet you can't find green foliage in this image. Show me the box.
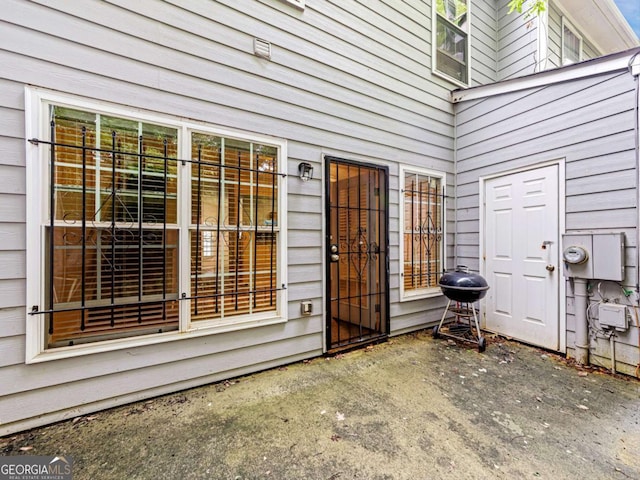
[507,0,547,16]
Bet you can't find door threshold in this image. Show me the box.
[327,334,388,356]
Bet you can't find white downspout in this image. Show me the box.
[631,52,640,376]
[535,5,549,72]
[631,52,640,303]
[453,101,458,271]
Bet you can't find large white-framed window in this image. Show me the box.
[433,0,470,86]
[561,17,582,65]
[25,88,287,363]
[399,166,446,300]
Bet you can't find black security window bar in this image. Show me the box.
[35,106,180,348]
[31,105,283,349]
[189,133,279,321]
[403,172,444,292]
[435,0,469,84]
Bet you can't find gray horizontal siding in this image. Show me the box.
[0,316,323,407]
[0,223,24,251]
[0,332,321,426]
[454,66,639,369]
[470,0,498,86]
[0,0,456,434]
[546,2,562,69]
[494,0,603,80]
[546,1,601,70]
[582,38,599,61]
[0,307,24,338]
[496,0,538,80]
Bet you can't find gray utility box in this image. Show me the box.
[562,233,625,281]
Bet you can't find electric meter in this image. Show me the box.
[563,246,588,264]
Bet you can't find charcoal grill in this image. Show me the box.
[433,266,489,352]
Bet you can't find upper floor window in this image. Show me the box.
[26,89,287,361]
[433,0,470,85]
[562,18,582,65]
[400,167,445,300]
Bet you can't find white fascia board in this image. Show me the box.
[632,53,640,77]
[452,47,640,103]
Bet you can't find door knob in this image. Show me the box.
[331,254,339,262]
[546,265,555,272]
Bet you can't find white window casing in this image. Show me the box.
[399,166,446,301]
[432,0,471,87]
[25,87,288,363]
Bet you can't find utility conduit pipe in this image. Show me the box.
[573,278,589,365]
[609,332,616,374]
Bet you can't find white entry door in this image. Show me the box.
[484,165,559,350]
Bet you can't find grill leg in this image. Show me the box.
[470,303,482,341]
[437,299,452,330]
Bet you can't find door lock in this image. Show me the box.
[330,244,339,262]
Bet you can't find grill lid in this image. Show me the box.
[439,266,489,302]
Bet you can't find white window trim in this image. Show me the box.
[398,166,446,302]
[25,87,288,363]
[431,0,471,87]
[561,17,583,66]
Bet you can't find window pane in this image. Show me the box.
[191,134,222,225]
[51,107,178,225]
[46,106,180,348]
[563,25,581,64]
[403,173,443,292]
[189,231,277,320]
[52,107,97,224]
[190,134,279,321]
[436,17,468,83]
[47,227,179,347]
[436,0,468,28]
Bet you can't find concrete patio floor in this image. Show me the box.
[1,331,639,479]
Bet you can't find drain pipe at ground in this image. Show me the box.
[573,278,589,365]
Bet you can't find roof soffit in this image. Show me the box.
[553,0,639,54]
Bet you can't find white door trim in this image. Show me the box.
[479,159,566,353]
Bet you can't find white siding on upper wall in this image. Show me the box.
[0,0,457,434]
[454,65,639,375]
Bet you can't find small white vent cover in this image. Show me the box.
[281,0,305,9]
[254,38,272,59]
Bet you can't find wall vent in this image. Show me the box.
[254,38,271,59]
[281,0,305,9]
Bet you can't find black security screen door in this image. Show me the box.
[325,157,389,351]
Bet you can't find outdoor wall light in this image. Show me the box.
[298,162,313,182]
